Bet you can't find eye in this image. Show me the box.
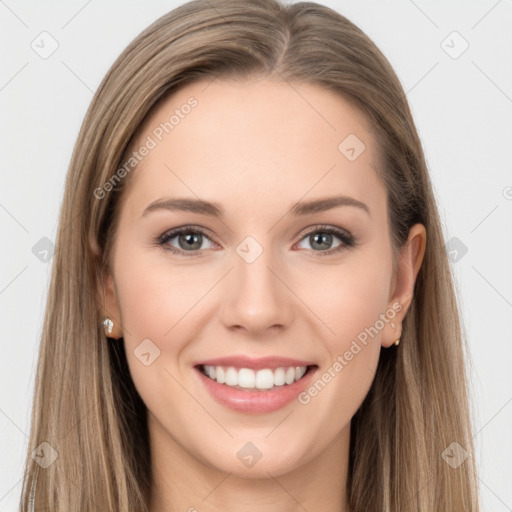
[155,224,357,257]
[295,225,356,256]
[156,226,217,255]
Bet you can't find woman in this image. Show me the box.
[20,0,480,510]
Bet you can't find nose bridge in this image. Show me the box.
[221,233,292,333]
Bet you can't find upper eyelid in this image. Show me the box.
[159,225,216,242]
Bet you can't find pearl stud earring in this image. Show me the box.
[102,317,114,337]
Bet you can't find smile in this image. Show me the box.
[194,363,319,413]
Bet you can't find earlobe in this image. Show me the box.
[90,234,101,259]
[382,223,427,348]
[100,272,123,339]
[94,257,124,339]
[90,237,124,339]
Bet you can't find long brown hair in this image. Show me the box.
[20,1,480,510]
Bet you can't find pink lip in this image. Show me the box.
[193,355,316,371]
[194,365,319,414]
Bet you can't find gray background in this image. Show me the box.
[1,1,511,510]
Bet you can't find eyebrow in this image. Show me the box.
[141,195,370,218]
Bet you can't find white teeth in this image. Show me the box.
[216,366,225,384]
[255,369,274,389]
[225,367,238,386]
[239,368,256,388]
[274,368,285,386]
[201,365,309,390]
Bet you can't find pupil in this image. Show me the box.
[312,232,331,250]
[180,233,201,250]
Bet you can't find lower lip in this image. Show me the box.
[194,366,318,414]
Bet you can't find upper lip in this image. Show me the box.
[194,355,317,371]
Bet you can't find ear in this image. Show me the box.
[381,223,426,348]
[91,237,124,339]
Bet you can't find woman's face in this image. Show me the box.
[102,78,425,479]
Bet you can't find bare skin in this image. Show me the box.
[99,77,426,512]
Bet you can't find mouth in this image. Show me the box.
[196,363,318,392]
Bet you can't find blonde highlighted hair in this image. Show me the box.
[20,1,480,510]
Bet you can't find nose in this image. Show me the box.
[220,243,294,337]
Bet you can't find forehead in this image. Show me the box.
[121,78,385,219]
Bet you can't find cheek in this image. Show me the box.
[303,251,392,348]
[299,243,392,410]
[296,258,391,435]
[114,242,222,339]
[112,248,224,386]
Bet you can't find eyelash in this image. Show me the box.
[154,224,357,257]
